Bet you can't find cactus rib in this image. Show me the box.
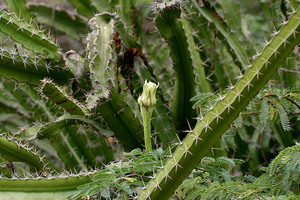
[0,135,44,171]
[0,49,73,85]
[86,13,115,108]
[28,3,87,40]
[41,78,90,116]
[0,10,58,60]
[138,6,300,200]
[155,1,196,131]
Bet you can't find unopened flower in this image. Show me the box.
[138,80,159,108]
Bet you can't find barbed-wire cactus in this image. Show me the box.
[0,0,298,199]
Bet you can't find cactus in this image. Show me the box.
[181,15,211,93]
[0,0,299,199]
[0,48,73,85]
[86,13,115,108]
[155,1,196,131]
[0,173,93,200]
[40,78,90,116]
[138,5,300,200]
[28,3,87,40]
[0,10,58,60]
[0,134,44,171]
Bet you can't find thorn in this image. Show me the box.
[153,179,162,191]
[164,169,172,182]
[292,29,299,38]
[170,158,183,172]
[183,143,193,158]
[191,133,203,145]
[260,57,271,69]
[251,69,263,80]
[222,99,235,113]
[241,79,254,91]
[232,89,244,102]
[212,110,223,123]
[263,36,270,45]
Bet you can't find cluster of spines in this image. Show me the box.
[0,46,73,86]
[85,13,115,109]
[0,47,49,70]
[40,78,90,116]
[138,6,300,200]
[0,9,58,60]
[0,133,46,171]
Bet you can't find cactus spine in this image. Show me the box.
[138,6,300,200]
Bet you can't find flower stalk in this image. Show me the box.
[138,81,159,152]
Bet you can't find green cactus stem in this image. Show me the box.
[86,13,115,108]
[28,4,87,40]
[97,88,144,151]
[40,78,90,116]
[0,49,73,85]
[4,0,31,22]
[0,10,58,60]
[0,173,93,200]
[138,80,159,152]
[155,1,196,131]
[181,14,211,93]
[0,134,44,171]
[138,6,300,200]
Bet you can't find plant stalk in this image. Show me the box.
[140,106,154,152]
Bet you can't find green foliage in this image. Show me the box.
[69,147,170,199]
[73,144,300,200]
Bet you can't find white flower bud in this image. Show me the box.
[138,80,159,108]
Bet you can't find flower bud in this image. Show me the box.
[138,80,158,108]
